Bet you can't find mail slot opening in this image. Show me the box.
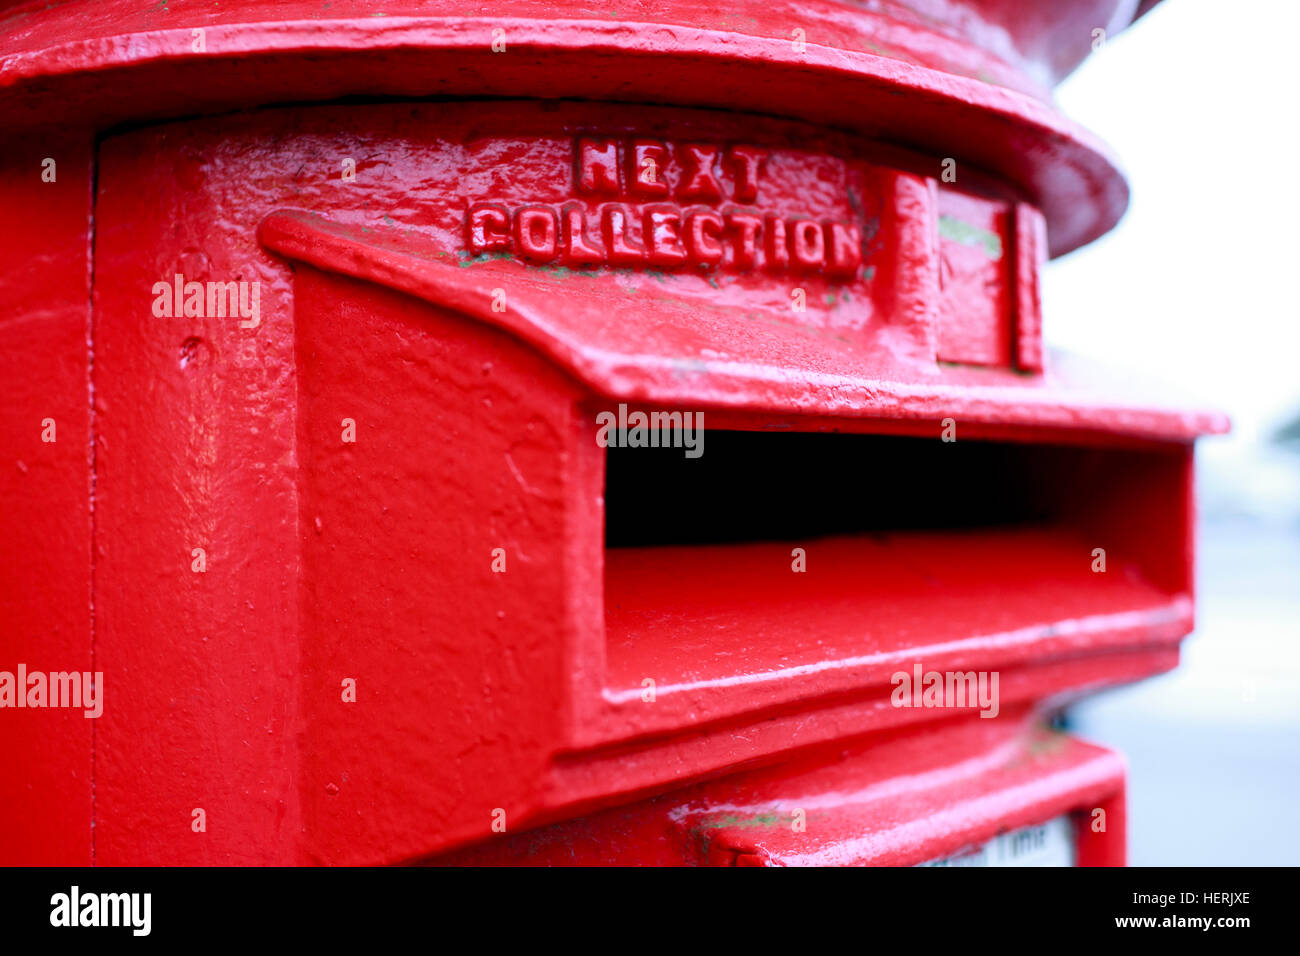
[602,427,1190,696]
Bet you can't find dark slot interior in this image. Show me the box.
[606,430,1079,548]
[600,427,1190,693]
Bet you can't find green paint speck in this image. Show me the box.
[938,215,1003,260]
[694,812,786,831]
[455,250,512,268]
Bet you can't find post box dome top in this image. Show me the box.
[0,0,1157,255]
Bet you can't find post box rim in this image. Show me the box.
[0,7,1131,257]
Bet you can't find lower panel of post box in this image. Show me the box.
[425,709,1127,866]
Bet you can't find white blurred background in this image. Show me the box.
[1045,0,1300,865]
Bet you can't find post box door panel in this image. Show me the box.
[84,98,1220,863]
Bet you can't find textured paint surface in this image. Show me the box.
[0,0,1216,867]
[90,124,304,865]
[0,132,94,865]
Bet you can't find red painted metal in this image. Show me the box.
[428,706,1128,866]
[0,0,1221,866]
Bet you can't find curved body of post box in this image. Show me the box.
[0,0,1221,865]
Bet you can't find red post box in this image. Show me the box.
[0,0,1224,866]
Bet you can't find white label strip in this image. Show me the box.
[916,815,1076,867]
